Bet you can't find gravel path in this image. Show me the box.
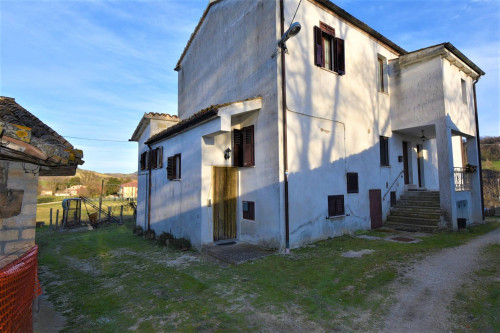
[382,227,500,333]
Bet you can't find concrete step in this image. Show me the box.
[396,200,441,208]
[386,215,440,226]
[390,206,443,213]
[390,210,442,220]
[384,221,439,233]
[400,194,440,201]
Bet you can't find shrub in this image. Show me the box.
[133,225,143,236]
[170,237,191,251]
[144,229,156,240]
[158,232,174,246]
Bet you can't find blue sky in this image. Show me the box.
[1,0,498,174]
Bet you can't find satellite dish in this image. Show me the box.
[278,22,301,53]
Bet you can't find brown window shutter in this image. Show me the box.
[243,125,254,167]
[233,129,242,167]
[334,38,345,75]
[314,26,323,67]
[145,151,150,170]
[150,149,157,169]
[167,156,174,180]
[140,152,145,170]
[328,195,345,216]
[176,154,181,179]
[158,147,163,168]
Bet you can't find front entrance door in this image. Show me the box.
[416,144,424,188]
[212,166,237,241]
[402,141,410,184]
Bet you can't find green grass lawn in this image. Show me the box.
[36,199,135,226]
[36,221,500,332]
[483,160,500,172]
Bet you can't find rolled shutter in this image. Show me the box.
[243,126,254,167]
[314,26,323,67]
[334,38,345,75]
[233,129,242,167]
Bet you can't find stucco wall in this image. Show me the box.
[136,125,151,231]
[0,161,38,268]
[282,0,406,247]
[176,0,283,248]
[442,59,476,136]
[390,56,445,131]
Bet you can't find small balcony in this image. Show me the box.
[454,167,473,191]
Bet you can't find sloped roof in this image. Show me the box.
[121,181,138,188]
[129,112,179,142]
[0,97,84,175]
[174,0,407,71]
[146,97,261,145]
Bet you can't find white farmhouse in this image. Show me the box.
[130,0,484,251]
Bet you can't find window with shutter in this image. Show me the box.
[314,22,345,75]
[380,136,389,166]
[167,154,181,180]
[140,151,149,170]
[233,125,254,167]
[328,195,345,217]
[347,173,359,193]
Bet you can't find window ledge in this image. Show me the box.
[380,165,391,168]
[319,66,339,76]
[378,90,389,96]
[326,214,348,220]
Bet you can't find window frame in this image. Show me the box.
[167,153,181,181]
[233,125,255,167]
[242,201,255,220]
[346,173,359,193]
[140,151,149,170]
[380,136,390,166]
[314,22,345,75]
[328,195,345,217]
[461,79,467,104]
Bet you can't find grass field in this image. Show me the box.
[483,160,500,172]
[36,199,135,226]
[36,221,500,332]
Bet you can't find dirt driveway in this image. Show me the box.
[381,227,499,333]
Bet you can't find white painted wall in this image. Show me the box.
[176,0,283,248]
[282,0,407,247]
[443,60,476,136]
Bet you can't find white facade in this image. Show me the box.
[132,0,484,250]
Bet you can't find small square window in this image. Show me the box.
[380,136,389,166]
[328,195,344,217]
[243,201,255,220]
[347,173,358,193]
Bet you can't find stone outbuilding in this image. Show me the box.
[0,96,84,267]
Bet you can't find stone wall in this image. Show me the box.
[0,161,38,268]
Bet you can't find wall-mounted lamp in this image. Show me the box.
[421,130,427,142]
[276,22,302,54]
[224,148,231,160]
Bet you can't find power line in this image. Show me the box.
[62,136,131,143]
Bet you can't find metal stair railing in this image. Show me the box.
[79,196,121,224]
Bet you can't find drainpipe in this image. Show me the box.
[279,0,290,252]
[472,78,484,220]
[147,144,153,231]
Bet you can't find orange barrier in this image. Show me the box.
[0,245,42,333]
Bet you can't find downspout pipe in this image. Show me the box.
[279,0,290,252]
[472,78,484,220]
[147,144,153,231]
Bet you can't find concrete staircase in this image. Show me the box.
[385,191,444,232]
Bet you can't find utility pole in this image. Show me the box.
[98,179,104,221]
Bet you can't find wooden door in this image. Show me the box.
[402,141,409,184]
[369,189,382,229]
[213,166,237,241]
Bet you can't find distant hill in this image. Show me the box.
[39,168,137,197]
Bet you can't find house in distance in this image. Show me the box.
[131,0,484,251]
